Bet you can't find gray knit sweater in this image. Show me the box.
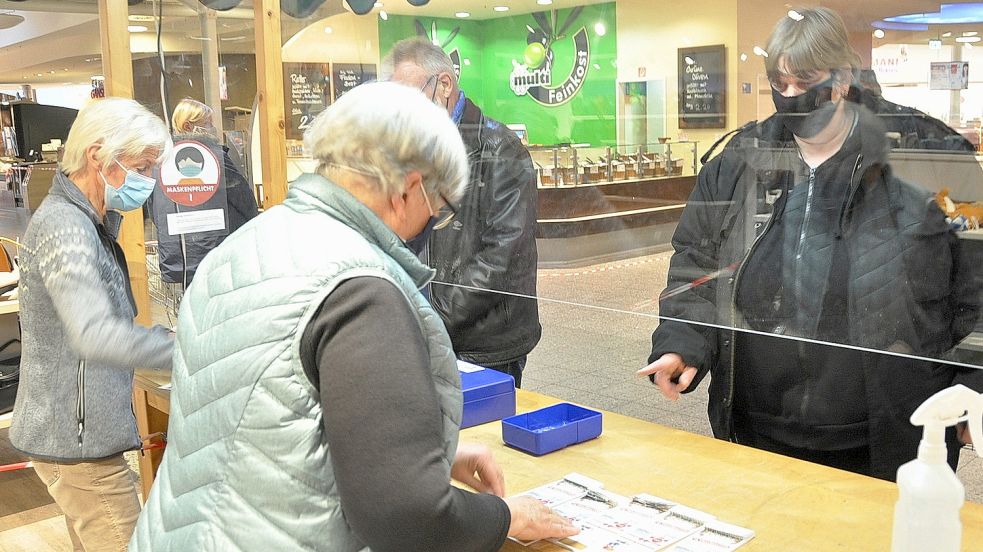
[9,171,173,461]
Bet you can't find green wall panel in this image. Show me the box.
[379,3,617,146]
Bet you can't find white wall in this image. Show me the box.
[616,0,739,163]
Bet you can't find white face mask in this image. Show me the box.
[101,159,156,211]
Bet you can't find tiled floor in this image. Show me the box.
[523,250,983,504]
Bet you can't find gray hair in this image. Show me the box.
[61,97,172,175]
[303,81,467,201]
[380,37,457,82]
[765,7,860,84]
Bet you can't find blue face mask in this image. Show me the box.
[101,159,156,211]
[405,216,438,255]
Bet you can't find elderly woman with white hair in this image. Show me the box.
[129,81,577,551]
[9,97,175,551]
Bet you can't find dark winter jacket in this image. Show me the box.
[148,134,258,285]
[428,97,541,366]
[649,104,983,479]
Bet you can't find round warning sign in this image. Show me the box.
[159,140,222,207]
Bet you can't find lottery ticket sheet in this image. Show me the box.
[510,474,754,552]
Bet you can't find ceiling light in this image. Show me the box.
[455,12,470,18]
[943,32,952,37]
[753,45,768,57]
[594,22,606,36]
[873,29,885,39]
[62,68,68,71]
[324,26,333,33]
[379,10,388,20]
[537,0,553,5]
[684,56,695,65]
[956,36,981,42]
[463,58,471,65]
[35,73,42,77]
[787,10,804,21]
[127,25,148,33]
[740,53,748,62]
[48,70,55,74]
[965,31,979,36]
[494,6,509,12]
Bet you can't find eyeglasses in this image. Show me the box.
[421,74,439,103]
[419,186,458,230]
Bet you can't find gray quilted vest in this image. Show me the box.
[130,173,463,551]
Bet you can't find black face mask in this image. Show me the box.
[771,76,836,138]
[405,215,438,255]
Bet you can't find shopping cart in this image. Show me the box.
[145,241,183,327]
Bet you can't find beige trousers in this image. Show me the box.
[32,454,141,552]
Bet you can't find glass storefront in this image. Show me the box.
[2,0,983,498]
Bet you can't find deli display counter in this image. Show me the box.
[533,141,698,268]
[531,140,698,188]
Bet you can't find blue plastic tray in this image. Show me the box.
[460,368,516,429]
[501,403,602,456]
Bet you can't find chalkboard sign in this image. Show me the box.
[283,62,330,140]
[678,45,726,129]
[332,63,377,102]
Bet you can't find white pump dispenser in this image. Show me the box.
[891,384,983,552]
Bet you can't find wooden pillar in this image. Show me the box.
[254,0,288,207]
[98,0,152,328]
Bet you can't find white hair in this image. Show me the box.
[61,97,172,175]
[304,81,467,201]
[380,37,458,84]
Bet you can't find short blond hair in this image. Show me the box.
[61,97,171,175]
[765,7,860,84]
[171,98,213,134]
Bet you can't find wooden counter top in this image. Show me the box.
[132,372,983,550]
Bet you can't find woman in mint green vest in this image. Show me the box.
[130,82,577,551]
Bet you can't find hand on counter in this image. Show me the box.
[637,353,698,401]
[504,496,579,542]
[451,442,505,497]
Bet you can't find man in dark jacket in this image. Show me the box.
[383,38,541,386]
[639,7,983,481]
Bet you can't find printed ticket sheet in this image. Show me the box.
[510,474,754,551]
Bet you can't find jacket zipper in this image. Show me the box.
[76,359,86,448]
[727,185,784,443]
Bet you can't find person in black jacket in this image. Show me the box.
[383,38,541,387]
[638,7,983,481]
[148,98,259,286]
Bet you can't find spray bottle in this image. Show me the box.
[891,384,983,552]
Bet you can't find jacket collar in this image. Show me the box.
[458,96,485,154]
[285,172,436,288]
[49,169,123,240]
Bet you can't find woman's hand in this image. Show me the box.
[504,496,579,541]
[636,353,698,400]
[451,443,505,497]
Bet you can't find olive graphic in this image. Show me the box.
[524,41,547,68]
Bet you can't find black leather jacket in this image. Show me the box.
[428,97,541,365]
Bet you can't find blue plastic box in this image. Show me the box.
[460,367,516,429]
[501,403,603,456]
